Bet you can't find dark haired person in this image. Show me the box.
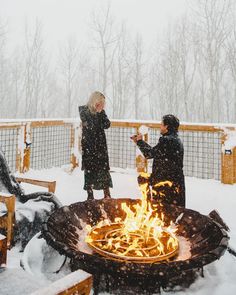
[131,114,185,207]
[79,91,113,200]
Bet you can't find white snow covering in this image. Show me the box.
[31,269,91,295]
[0,192,15,197]
[15,199,53,222]
[2,167,236,294]
[222,127,236,151]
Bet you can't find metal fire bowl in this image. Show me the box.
[42,198,229,281]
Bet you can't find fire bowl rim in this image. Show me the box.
[42,198,229,276]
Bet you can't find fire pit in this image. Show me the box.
[42,196,229,294]
[86,222,179,263]
[85,188,180,265]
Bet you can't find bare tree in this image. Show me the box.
[157,26,181,117]
[110,24,133,118]
[225,21,236,122]
[191,0,233,122]
[23,20,49,118]
[0,19,9,117]
[59,36,80,117]
[9,48,24,117]
[131,33,147,119]
[176,16,198,120]
[90,3,120,99]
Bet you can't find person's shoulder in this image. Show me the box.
[79,105,87,112]
[159,134,169,142]
[79,105,90,115]
[168,133,183,146]
[159,133,177,145]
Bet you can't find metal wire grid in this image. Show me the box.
[106,127,137,169]
[30,125,72,169]
[179,130,221,180]
[0,128,19,172]
[147,128,221,180]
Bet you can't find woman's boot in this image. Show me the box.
[87,188,94,200]
[103,188,111,199]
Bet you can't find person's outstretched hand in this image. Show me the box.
[130,134,142,143]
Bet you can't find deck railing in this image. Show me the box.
[0,119,235,184]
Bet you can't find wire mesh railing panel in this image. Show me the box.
[107,126,221,180]
[146,128,221,180]
[0,128,19,172]
[106,127,137,169]
[0,120,225,181]
[179,130,221,180]
[30,125,72,169]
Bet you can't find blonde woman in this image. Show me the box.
[79,91,113,200]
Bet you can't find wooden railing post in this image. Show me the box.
[23,122,31,172]
[221,131,236,184]
[16,125,24,173]
[70,122,80,170]
[135,126,148,173]
[231,147,236,184]
[16,123,31,173]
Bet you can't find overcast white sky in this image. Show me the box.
[0,0,188,49]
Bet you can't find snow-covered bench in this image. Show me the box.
[31,269,92,295]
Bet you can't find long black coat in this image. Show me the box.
[79,105,111,172]
[137,131,185,207]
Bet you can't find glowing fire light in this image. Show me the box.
[86,174,179,263]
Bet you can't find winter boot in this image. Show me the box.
[87,188,94,200]
[103,188,111,199]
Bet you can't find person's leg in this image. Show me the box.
[87,187,94,200]
[103,187,111,199]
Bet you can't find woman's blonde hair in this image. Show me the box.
[87,91,105,113]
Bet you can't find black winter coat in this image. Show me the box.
[137,131,185,207]
[79,105,111,172]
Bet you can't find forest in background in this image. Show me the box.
[0,0,236,123]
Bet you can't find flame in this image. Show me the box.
[86,173,179,262]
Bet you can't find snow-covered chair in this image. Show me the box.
[0,150,62,250]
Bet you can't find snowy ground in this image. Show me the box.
[3,167,236,294]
